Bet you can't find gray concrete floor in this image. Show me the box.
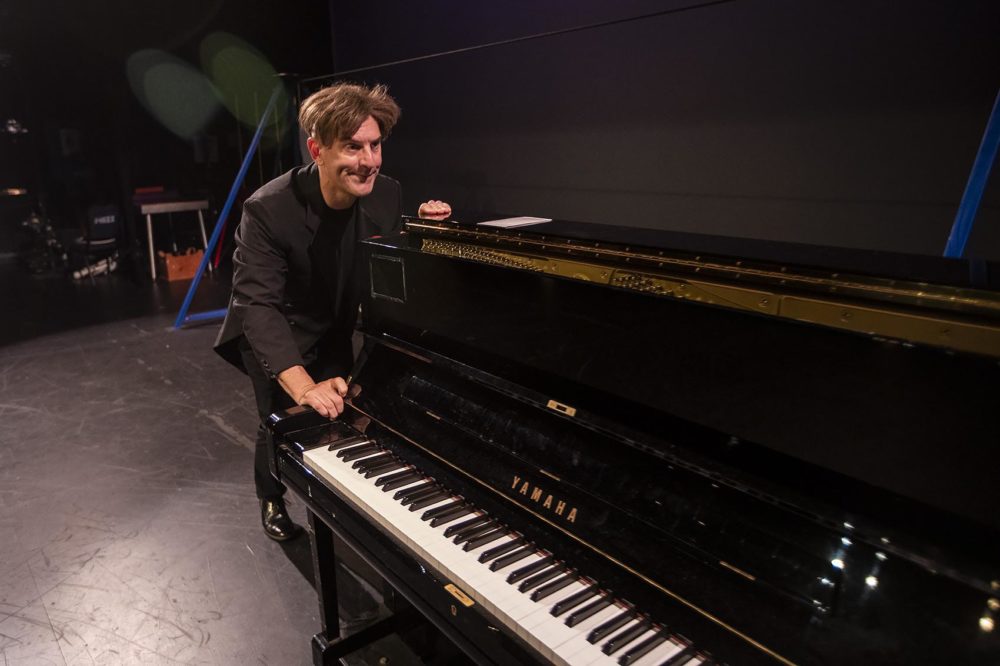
[0,311,321,664]
[0,247,474,666]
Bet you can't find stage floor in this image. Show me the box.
[0,259,440,665]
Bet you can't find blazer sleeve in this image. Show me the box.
[231,198,303,377]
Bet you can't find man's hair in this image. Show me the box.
[298,82,401,146]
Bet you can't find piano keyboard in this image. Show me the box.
[303,436,715,666]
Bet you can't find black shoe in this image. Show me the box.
[260,499,302,541]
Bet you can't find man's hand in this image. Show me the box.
[297,377,349,418]
[278,365,349,418]
[418,200,452,220]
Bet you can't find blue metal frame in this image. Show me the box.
[944,88,1000,258]
[173,85,283,329]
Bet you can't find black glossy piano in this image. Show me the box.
[269,214,1000,665]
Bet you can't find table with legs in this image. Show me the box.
[140,200,211,280]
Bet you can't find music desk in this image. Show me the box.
[140,199,211,280]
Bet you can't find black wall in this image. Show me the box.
[327,0,1000,259]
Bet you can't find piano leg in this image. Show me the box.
[309,509,342,661]
[307,509,421,665]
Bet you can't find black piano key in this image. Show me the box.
[602,619,651,655]
[380,471,423,492]
[478,537,524,563]
[364,460,405,478]
[443,515,490,538]
[337,442,379,459]
[506,556,554,585]
[462,529,507,552]
[339,444,381,462]
[660,645,695,666]
[393,481,434,502]
[375,468,418,488]
[490,546,534,572]
[617,629,668,665]
[326,436,370,451]
[408,490,451,511]
[422,500,465,521]
[352,453,393,471]
[400,484,442,507]
[517,565,563,593]
[452,522,497,545]
[565,597,613,627]
[530,573,575,601]
[551,584,599,616]
[400,483,447,511]
[428,505,474,527]
[587,610,633,644]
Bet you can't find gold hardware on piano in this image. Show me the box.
[445,583,475,607]
[414,224,1000,359]
[546,399,576,417]
[719,560,757,582]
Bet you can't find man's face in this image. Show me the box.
[309,115,383,208]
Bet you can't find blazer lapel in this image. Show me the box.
[293,163,323,237]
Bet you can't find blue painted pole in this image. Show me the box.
[944,88,1000,258]
[184,308,228,323]
[173,85,283,329]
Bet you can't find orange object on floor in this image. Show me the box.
[158,248,204,281]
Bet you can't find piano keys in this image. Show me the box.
[301,433,727,665]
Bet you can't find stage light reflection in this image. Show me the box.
[126,49,221,139]
[199,31,289,135]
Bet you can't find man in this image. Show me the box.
[215,82,450,540]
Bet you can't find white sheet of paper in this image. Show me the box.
[478,216,551,228]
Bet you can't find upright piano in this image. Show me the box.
[269,214,1000,665]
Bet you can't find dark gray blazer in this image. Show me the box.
[214,163,402,376]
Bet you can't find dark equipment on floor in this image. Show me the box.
[71,203,120,281]
[18,210,65,274]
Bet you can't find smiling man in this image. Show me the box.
[214,82,450,540]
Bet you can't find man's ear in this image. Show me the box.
[306,137,321,162]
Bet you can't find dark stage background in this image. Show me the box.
[0,0,333,260]
[2,1,998,262]
[325,0,1000,259]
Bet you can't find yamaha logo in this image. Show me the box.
[510,475,577,523]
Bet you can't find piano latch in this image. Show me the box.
[547,399,577,418]
[445,583,475,608]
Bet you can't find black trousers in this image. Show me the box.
[239,334,351,501]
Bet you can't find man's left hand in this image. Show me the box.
[418,200,452,220]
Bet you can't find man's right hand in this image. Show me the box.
[278,365,349,418]
[298,377,349,418]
